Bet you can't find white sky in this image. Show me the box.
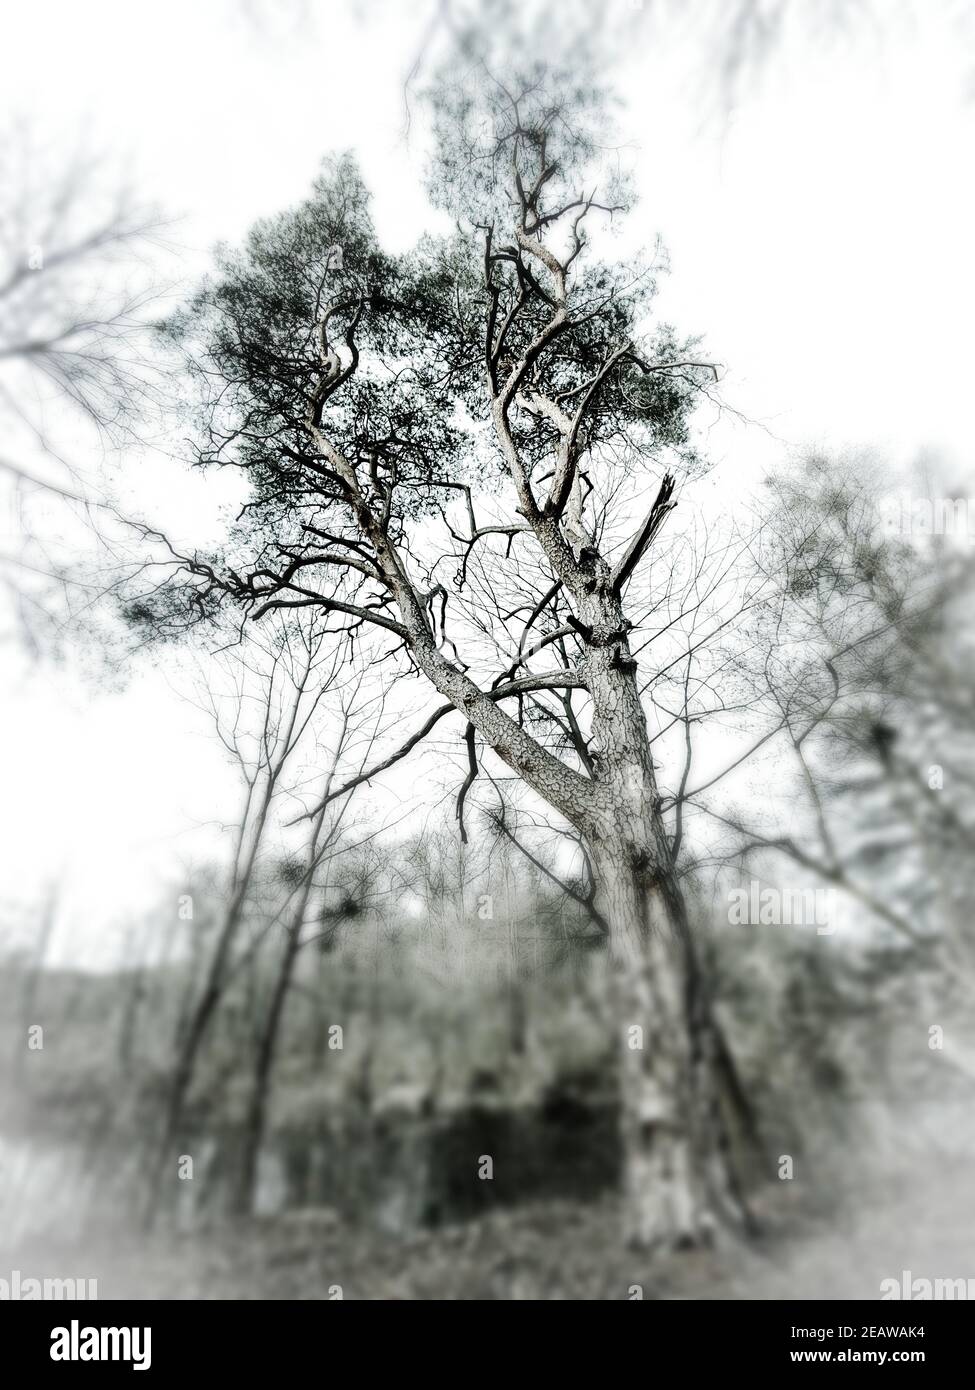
[1,0,973,963]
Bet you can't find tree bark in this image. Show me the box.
[579,592,749,1249]
[587,836,704,1247]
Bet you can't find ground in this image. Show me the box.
[14,1154,973,1301]
[8,1093,974,1300]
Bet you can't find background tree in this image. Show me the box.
[233,665,387,1215]
[0,124,165,651]
[146,611,379,1221]
[748,456,975,960]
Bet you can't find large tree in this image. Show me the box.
[150,71,749,1247]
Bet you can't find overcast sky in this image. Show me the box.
[2,0,973,963]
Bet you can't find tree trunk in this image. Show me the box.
[589,834,756,1249]
[142,884,246,1227]
[563,574,754,1249]
[233,921,302,1215]
[588,836,701,1247]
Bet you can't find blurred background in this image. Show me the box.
[1,0,974,1299]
